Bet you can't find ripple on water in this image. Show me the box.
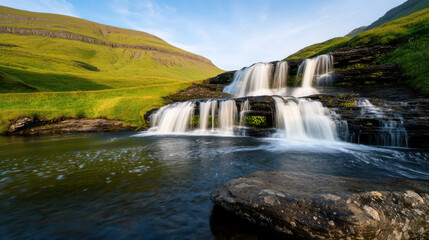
[0,133,427,239]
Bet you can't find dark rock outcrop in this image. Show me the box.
[309,93,429,148]
[334,63,404,88]
[331,45,397,68]
[163,83,233,103]
[6,118,135,135]
[210,205,287,240]
[211,171,429,240]
[205,71,236,86]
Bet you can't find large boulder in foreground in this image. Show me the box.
[211,171,429,239]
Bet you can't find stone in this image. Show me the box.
[211,171,429,240]
[8,117,35,133]
[6,118,134,135]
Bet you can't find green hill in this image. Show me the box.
[346,0,429,37]
[0,6,223,132]
[285,8,429,95]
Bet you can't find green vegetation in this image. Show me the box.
[0,6,223,133]
[385,35,429,94]
[244,116,267,128]
[0,84,192,133]
[285,37,349,60]
[190,115,200,127]
[339,101,355,108]
[346,0,429,37]
[366,0,429,32]
[285,8,429,94]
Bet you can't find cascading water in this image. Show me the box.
[223,63,272,97]
[199,100,214,131]
[149,99,239,135]
[293,54,333,97]
[353,99,408,147]
[223,61,288,97]
[273,97,337,140]
[148,53,407,147]
[219,100,238,132]
[149,101,195,133]
[239,100,250,126]
[273,61,288,91]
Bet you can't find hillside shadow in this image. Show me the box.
[0,66,111,92]
[73,61,100,72]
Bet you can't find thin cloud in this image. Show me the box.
[0,0,77,17]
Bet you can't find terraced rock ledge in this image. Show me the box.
[211,171,429,240]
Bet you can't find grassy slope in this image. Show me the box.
[0,6,223,132]
[285,37,350,60]
[346,0,429,37]
[285,8,429,94]
[366,0,429,30]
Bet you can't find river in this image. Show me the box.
[0,132,427,239]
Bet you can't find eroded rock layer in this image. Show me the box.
[211,171,429,239]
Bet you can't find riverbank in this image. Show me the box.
[4,117,137,135]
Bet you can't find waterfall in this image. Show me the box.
[273,61,288,91]
[239,100,250,126]
[223,61,288,97]
[146,52,408,148]
[273,97,337,140]
[293,54,333,97]
[356,99,384,118]
[211,101,218,130]
[149,101,195,133]
[219,100,238,132]
[149,99,239,135]
[199,100,214,131]
[354,99,408,147]
[223,63,273,97]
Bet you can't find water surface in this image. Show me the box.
[0,132,428,239]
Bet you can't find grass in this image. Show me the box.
[0,6,195,55]
[0,6,224,133]
[366,0,429,30]
[285,8,429,94]
[0,83,192,133]
[285,37,350,60]
[0,34,222,92]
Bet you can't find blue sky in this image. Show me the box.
[0,0,406,70]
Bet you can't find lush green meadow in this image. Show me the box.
[285,9,429,94]
[0,6,223,133]
[0,83,194,133]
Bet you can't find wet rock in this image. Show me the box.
[163,83,234,103]
[8,117,37,133]
[210,205,290,240]
[205,71,236,85]
[331,45,397,68]
[211,171,429,240]
[334,63,405,91]
[6,118,134,135]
